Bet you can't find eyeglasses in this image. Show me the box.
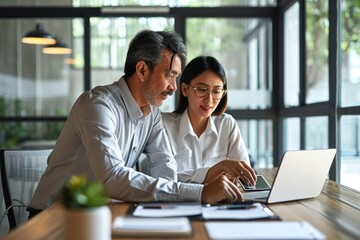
[188,84,227,100]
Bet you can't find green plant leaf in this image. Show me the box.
[62,175,107,208]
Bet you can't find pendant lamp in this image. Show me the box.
[21,23,56,45]
[42,36,72,55]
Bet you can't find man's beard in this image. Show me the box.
[143,77,160,106]
[144,86,157,106]
[143,77,173,107]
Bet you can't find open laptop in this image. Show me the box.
[242,149,337,204]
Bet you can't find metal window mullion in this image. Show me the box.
[299,0,306,149]
[84,16,91,90]
[328,0,340,181]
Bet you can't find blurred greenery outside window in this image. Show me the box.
[303,0,360,106]
[306,0,329,104]
[339,0,360,191]
[341,0,360,107]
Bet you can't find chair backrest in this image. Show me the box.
[0,149,51,231]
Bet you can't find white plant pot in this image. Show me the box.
[64,205,111,240]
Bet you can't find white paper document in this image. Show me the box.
[202,203,277,220]
[133,203,202,217]
[112,216,192,237]
[205,221,325,239]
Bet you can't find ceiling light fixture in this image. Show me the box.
[42,36,72,55]
[21,23,56,45]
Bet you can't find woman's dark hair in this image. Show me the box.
[124,29,187,78]
[174,56,228,115]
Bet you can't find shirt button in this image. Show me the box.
[132,147,136,151]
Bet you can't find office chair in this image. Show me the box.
[0,148,51,231]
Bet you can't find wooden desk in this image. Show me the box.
[3,168,360,240]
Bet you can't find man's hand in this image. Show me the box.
[201,171,244,204]
[204,160,257,187]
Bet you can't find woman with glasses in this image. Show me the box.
[161,56,256,187]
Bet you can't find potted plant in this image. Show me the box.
[62,175,111,240]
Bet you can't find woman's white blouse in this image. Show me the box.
[162,111,250,183]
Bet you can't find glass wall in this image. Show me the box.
[341,0,360,107]
[280,0,360,191]
[340,116,360,191]
[339,0,360,190]
[0,19,84,148]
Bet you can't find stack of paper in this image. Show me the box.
[202,203,278,220]
[112,216,192,237]
[205,221,325,239]
[131,202,278,220]
[133,203,202,217]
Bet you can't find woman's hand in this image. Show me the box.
[203,160,257,187]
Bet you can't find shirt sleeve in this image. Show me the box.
[178,167,209,183]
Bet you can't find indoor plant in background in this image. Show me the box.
[62,175,111,240]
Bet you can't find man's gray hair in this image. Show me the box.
[124,29,187,78]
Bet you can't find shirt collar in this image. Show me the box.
[179,111,195,138]
[117,77,148,121]
[206,115,218,136]
[179,110,219,138]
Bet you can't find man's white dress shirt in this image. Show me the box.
[30,78,202,210]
